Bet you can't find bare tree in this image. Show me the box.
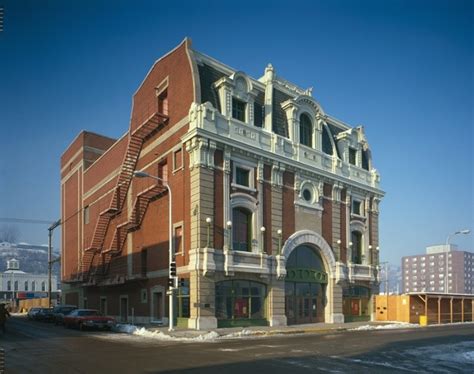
[0,224,20,243]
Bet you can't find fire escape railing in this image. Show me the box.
[80,112,168,279]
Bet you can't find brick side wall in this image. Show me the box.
[130,39,194,134]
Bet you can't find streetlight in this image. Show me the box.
[444,229,470,294]
[48,219,61,308]
[133,170,174,331]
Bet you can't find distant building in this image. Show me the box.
[402,245,474,294]
[0,259,58,301]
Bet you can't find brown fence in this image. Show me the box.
[375,294,474,325]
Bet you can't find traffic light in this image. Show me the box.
[170,261,177,277]
[168,277,174,288]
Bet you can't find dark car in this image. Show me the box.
[27,307,42,320]
[63,309,116,331]
[35,308,54,322]
[52,305,78,325]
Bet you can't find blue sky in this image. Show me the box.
[0,0,472,265]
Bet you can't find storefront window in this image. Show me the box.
[215,280,266,323]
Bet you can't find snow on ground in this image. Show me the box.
[111,324,260,342]
[350,322,420,331]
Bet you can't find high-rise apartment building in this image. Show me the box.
[402,245,474,294]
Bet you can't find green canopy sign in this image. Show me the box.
[286,268,328,284]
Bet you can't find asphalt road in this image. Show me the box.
[0,316,473,373]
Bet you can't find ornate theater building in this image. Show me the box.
[61,39,384,329]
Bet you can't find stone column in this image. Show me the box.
[268,276,287,326]
[186,138,217,329]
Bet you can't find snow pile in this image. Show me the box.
[134,327,220,342]
[219,329,263,339]
[350,322,419,331]
[113,324,139,334]
[112,324,262,342]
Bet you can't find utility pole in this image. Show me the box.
[48,219,61,308]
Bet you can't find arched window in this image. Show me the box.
[41,281,45,291]
[299,113,313,147]
[351,231,363,264]
[32,281,36,291]
[24,281,28,291]
[232,207,252,251]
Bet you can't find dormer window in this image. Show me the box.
[299,113,312,147]
[232,97,246,122]
[349,148,357,165]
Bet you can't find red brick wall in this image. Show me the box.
[263,165,272,254]
[214,150,224,249]
[322,183,333,247]
[282,171,295,241]
[340,188,347,263]
[130,39,194,134]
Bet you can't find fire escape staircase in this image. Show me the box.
[81,112,168,280]
[96,183,167,276]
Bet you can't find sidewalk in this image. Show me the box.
[127,320,388,339]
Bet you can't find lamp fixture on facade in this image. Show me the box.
[277,229,283,255]
[205,217,212,248]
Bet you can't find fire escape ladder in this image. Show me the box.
[82,111,168,278]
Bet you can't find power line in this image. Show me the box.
[0,218,55,225]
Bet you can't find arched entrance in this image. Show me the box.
[285,245,328,324]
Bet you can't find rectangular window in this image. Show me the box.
[158,161,168,184]
[158,89,168,116]
[84,206,89,225]
[349,148,357,165]
[141,249,147,276]
[232,97,246,122]
[174,226,183,254]
[173,148,183,171]
[352,200,361,215]
[235,167,250,187]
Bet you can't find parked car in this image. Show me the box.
[35,308,54,322]
[27,307,42,320]
[63,309,116,331]
[52,305,77,325]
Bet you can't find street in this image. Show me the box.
[0,316,473,373]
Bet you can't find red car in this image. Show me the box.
[63,309,115,331]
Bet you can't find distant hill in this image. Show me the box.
[0,242,60,278]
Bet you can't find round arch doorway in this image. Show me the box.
[285,245,328,325]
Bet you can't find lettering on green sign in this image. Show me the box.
[285,268,328,284]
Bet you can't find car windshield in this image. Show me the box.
[78,310,99,316]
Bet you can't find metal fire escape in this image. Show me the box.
[81,112,168,279]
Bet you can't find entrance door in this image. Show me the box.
[120,297,128,323]
[286,282,322,325]
[152,292,163,321]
